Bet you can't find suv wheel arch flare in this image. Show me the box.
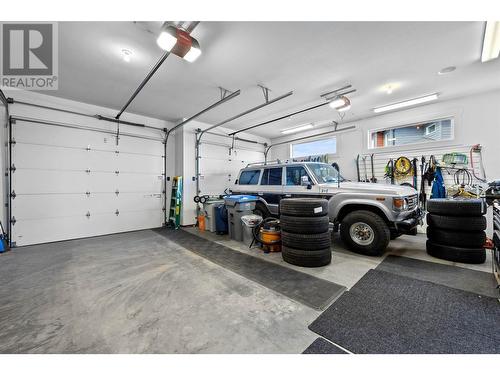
[336,203,390,224]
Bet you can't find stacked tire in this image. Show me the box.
[426,198,487,264]
[280,198,332,267]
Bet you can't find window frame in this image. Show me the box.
[368,116,455,150]
[238,169,262,185]
[289,136,338,159]
[260,167,283,186]
[285,165,313,186]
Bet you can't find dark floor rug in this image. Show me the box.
[308,269,500,353]
[302,338,348,354]
[154,228,345,310]
[378,255,498,298]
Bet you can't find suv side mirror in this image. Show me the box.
[301,175,312,189]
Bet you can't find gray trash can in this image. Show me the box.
[203,200,224,233]
[241,214,263,247]
[224,195,258,241]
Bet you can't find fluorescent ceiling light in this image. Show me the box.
[481,21,500,62]
[281,124,313,134]
[157,25,177,51]
[184,38,202,62]
[373,93,439,113]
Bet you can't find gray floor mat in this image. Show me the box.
[155,228,345,310]
[308,269,500,353]
[302,338,348,354]
[378,255,498,298]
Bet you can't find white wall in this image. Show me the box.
[270,89,500,182]
[1,90,176,243]
[173,121,270,226]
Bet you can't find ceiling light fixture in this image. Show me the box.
[329,95,350,109]
[337,103,351,112]
[157,23,202,62]
[281,124,314,135]
[481,21,500,62]
[373,93,439,113]
[337,97,351,112]
[121,49,132,62]
[438,66,456,75]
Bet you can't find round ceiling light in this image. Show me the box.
[121,49,133,62]
[438,66,456,75]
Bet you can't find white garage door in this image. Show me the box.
[10,118,165,246]
[198,138,265,196]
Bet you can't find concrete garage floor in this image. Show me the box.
[0,228,493,354]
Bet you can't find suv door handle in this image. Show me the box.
[284,194,292,198]
[257,192,263,196]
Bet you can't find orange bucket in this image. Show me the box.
[198,215,206,231]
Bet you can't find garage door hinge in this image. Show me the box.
[10,190,16,199]
[85,191,91,197]
[115,190,119,196]
[10,138,16,146]
[86,145,91,151]
[85,169,91,174]
[9,164,16,173]
[115,151,119,154]
[115,209,119,216]
[115,170,120,175]
[86,211,91,218]
[11,216,16,225]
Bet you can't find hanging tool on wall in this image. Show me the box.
[470,144,487,182]
[394,156,413,183]
[384,159,395,184]
[412,158,418,190]
[362,155,369,182]
[419,156,427,208]
[370,154,377,183]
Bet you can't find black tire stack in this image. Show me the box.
[280,198,331,267]
[426,198,487,264]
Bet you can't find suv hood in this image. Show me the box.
[320,181,417,196]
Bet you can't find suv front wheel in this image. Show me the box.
[340,210,390,256]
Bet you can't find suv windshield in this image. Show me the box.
[308,163,344,183]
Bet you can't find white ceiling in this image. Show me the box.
[46,21,500,138]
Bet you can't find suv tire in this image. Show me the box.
[280,198,328,217]
[281,231,331,250]
[427,227,486,248]
[280,215,329,234]
[426,240,486,264]
[340,210,390,256]
[426,198,486,217]
[282,246,332,267]
[426,213,487,231]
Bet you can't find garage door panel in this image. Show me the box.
[11,209,163,247]
[13,169,89,194]
[13,143,90,170]
[12,194,90,219]
[117,136,164,154]
[117,153,163,173]
[15,121,117,151]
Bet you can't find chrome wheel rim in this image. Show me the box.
[349,222,375,246]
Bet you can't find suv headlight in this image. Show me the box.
[393,197,408,211]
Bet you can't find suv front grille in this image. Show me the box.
[407,194,418,210]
